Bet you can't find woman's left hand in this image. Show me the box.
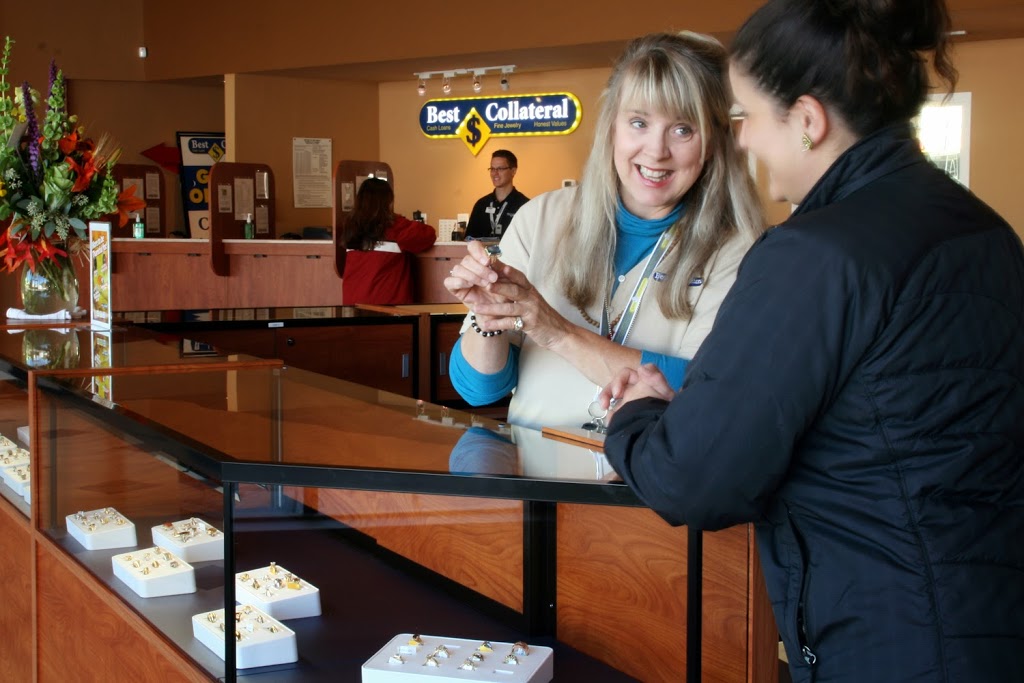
[471,262,574,348]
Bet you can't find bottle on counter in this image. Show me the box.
[244,213,255,240]
[132,213,145,239]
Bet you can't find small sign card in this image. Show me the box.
[89,221,112,329]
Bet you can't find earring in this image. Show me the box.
[801,133,814,151]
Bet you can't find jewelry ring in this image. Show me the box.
[450,268,456,276]
[513,316,524,332]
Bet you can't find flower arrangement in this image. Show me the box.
[0,36,144,311]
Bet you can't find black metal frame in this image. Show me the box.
[33,372,704,683]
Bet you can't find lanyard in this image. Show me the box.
[489,198,509,234]
[600,230,672,346]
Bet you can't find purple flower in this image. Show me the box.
[48,59,57,95]
[22,81,41,180]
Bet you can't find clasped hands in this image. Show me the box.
[444,241,568,346]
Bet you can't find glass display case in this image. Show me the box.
[0,323,278,516]
[32,363,655,682]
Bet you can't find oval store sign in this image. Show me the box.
[419,92,582,155]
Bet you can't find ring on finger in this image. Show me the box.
[513,316,524,332]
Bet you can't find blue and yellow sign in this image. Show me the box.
[419,92,582,155]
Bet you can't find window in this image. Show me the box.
[914,92,971,188]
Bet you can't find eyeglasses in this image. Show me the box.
[487,166,511,173]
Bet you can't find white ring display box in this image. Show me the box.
[65,507,137,550]
[111,546,197,598]
[0,445,31,500]
[235,562,321,620]
[0,445,28,466]
[2,464,30,498]
[192,605,298,669]
[151,517,225,562]
[362,634,553,683]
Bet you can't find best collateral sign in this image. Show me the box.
[419,92,582,155]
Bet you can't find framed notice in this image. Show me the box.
[90,330,113,402]
[89,222,112,330]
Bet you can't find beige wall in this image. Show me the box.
[67,80,224,232]
[954,38,1024,234]
[379,68,609,224]
[226,74,381,233]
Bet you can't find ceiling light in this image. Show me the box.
[472,74,482,93]
[442,76,451,95]
[499,76,509,91]
[417,76,426,96]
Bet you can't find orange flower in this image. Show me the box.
[116,185,147,228]
[0,225,68,273]
[66,152,99,193]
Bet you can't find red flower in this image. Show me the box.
[66,152,99,193]
[0,225,68,273]
[116,185,147,228]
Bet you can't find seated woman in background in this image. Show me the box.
[341,178,436,305]
[444,31,764,429]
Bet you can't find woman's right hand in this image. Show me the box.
[444,241,509,309]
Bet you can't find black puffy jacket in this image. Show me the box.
[604,123,1024,682]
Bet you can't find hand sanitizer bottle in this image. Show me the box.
[244,213,255,239]
[132,213,145,239]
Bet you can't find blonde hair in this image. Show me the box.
[553,31,764,318]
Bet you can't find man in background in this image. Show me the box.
[465,150,529,240]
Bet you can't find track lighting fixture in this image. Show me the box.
[412,65,516,96]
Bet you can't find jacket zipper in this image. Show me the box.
[790,510,818,670]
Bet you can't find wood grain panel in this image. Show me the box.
[747,528,780,683]
[111,251,218,311]
[558,504,689,683]
[558,505,764,683]
[316,489,524,611]
[0,499,32,683]
[225,252,343,308]
[36,542,209,683]
[703,524,756,683]
[413,248,463,304]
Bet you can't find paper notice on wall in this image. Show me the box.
[292,137,332,208]
[234,176,255,221]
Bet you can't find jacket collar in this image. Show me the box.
[793,122,928,217]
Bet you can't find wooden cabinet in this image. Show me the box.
[164,322,415,397]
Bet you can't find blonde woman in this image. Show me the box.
[445,31,764,429]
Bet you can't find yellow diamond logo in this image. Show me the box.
[208,143,225,162]
[457,108,491,156]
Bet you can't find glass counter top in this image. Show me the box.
[35,364,635,505]
[0,324,267,377]
[114,306,400,327]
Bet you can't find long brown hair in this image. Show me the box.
[344,178,395,251]
[552,32,764,319]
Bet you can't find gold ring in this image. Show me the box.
[513,316,524,332]
[458,659,478,671]
[433,645,450,659]
[512,641,530,656]
[424,655,440,668]
[503,654,519,665]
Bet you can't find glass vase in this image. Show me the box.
[20,255,79,316]
[22,328,81,369]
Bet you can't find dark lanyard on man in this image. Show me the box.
[488,197,509,235]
